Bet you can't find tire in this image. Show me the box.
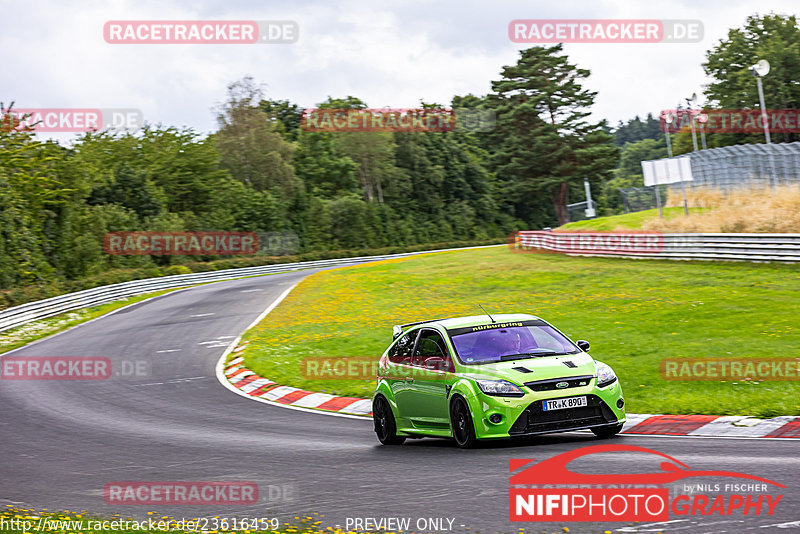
[450,396,477,449]
[591,423,624,438]
[373,395,406,445]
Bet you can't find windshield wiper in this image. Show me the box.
[500,351,565,361]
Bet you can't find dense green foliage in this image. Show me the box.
[0,47,616,296]
[2,13,797,297]
[699,13,800,148]
[611,114,663,146]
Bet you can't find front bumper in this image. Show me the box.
[467,379,625,439]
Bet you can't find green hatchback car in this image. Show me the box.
[372,313,625,448]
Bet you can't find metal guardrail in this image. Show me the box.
[0,246,500,333]
[514,231,800,263]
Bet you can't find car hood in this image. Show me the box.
[460,352,596,384]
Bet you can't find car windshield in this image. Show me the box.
[447,320,579,365]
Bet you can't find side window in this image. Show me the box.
[412,330,448,368]
[389,330,417,365]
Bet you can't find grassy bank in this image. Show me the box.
[241,247,800,417]
[647,185,800,233]
[557,207,705,232]
[559,186,800,233]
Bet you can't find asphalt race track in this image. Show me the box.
[1,267,798,533]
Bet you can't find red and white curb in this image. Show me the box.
[621,413,800,438]
[214,282,800,437]
[219,352,800,437]
[214,283,373,420]
[223,352,372,416]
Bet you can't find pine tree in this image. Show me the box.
[488,45,618,226]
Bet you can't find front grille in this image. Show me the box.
[524,375,593,392]
[509,394,616,435]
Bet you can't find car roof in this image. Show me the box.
[412,313,541,331]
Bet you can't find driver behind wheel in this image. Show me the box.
[491,329,521,356]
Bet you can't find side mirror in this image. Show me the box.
[576,340,590,352]
[392,325,403,340]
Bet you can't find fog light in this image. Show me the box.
[488,413,502,424]
[617,398,625,409]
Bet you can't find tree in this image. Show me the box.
[612,114,663,146]
[488,45,618,226]
[293,130,358,198]
[333,131,395,203]
[703,13,800,145]
[214,77,302,199]
[317,96,396,203]
[88,164,164,219]
[601,138,668,213]
[392,125,498,239]
[0,104,72,285]
[260,99,304,141]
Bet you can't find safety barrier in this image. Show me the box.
[514,231,800,263]
[0,246,499,332]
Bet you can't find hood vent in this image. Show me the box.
[512,366,533,373]
[562,361,577,368]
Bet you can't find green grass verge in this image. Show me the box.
[0,507,366,533]
[0,288,184,355]
[242,247,800,417]
[558,207,707,232]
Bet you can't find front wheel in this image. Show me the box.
[450,396,477,448]
[373,395,405,445]
[591,423,624,438]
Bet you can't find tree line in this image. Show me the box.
[604,13,800,211]
[1,12,796,293]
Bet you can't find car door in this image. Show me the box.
[404,328,454,427]
[384,329,419,420]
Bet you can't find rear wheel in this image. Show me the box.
[373,395,405,445]
[591,423,624,438]
[450,396,477,449]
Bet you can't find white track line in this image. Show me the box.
[0,286,197,357]
[213,283,371,421]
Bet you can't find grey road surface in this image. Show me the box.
[0,268,797,533]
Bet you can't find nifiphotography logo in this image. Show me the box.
[509,444,784,522]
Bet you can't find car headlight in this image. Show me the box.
[476,379,525,397]
[595,361,617,388]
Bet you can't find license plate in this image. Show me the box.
[543,396,587,411]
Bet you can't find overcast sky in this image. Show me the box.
[3,0,798,140]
